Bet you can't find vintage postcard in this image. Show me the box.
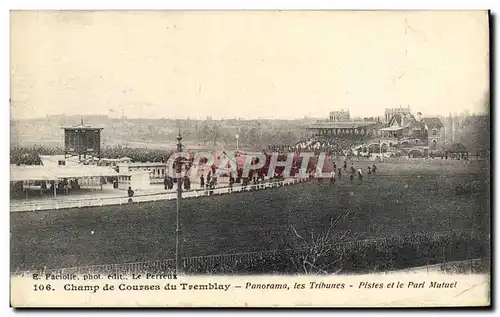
[9,10,490,307]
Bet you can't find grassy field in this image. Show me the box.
[10,160,490,272]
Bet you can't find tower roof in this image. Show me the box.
[61,118,103,130]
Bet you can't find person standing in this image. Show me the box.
[200,174,205,189]
[127,186,134,203]
[357,169,363,184]
[229,174,235,193]
[184,175,191,190]
[330,170,336,186]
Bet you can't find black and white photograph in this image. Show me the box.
[9,10,491,307]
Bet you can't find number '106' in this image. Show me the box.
[33,284,52,291]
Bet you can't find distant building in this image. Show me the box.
[306,121,381,138]
[422,117,445,151]
[379,112,444,154]
[306,108,444,157]
[384,106,411,123]
[329,109,351,122]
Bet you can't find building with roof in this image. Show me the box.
[329,109,351,122]
[422,117,444,150]
[10,164,119,199]
[116,171,151,191]
[384,106,411,123]
[10,118,175,201]
[118,162,168,184]
[306,109,444,157]
[377,112,444,155]
[306,121,383,138]
[62,118,103,159]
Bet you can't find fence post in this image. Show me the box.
[32,204,35,212]
[100,199,103,207]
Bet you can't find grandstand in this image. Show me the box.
[301,109,445,158]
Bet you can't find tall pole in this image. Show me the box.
[175,130,182,275]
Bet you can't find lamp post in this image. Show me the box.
[235,134,239,152]
[175,131,183,275]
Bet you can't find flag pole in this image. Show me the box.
[175,130,182,275]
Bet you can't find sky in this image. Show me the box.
[10,10,490,120]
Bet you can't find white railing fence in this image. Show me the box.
[10,177,309,212]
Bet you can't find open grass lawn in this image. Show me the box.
[10,160,490,271]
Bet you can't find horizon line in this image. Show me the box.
[10,111,490,122]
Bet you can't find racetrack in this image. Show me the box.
[10,160,490,272]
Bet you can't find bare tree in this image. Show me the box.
[200,122,210,144]
[283,209,353,275]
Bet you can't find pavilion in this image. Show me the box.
[305,121,381,138]
[10,164,119,199]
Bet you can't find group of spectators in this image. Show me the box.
[10,146,175,166]
[102,147,174,163]
[268,135,370,157]
[10,146,64,165]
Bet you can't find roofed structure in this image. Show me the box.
[62,118,104,159]
[422,117,444,129]
[61,118,104,131]
[10,165,118,182]
[307,121,378,129]
[447,143,468,153]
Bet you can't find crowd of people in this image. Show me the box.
[268,135,370,157]
[101,147,174,163]
[10,146,175,166]
[10,146,63,165]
